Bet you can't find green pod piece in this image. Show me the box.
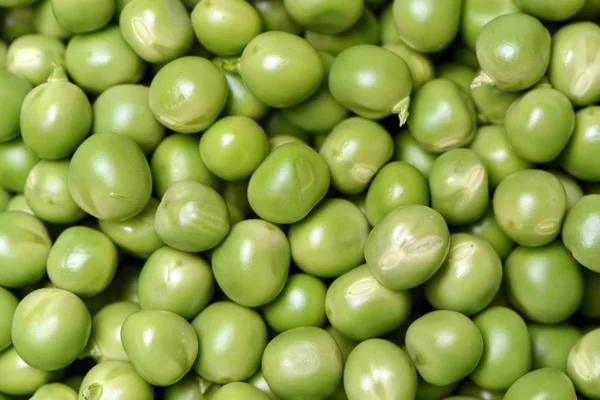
[561,106,600,182]
[392,0,461,53]
[0,70,31,143]
[529,324,582,372]
[7,34,65,87]
[0,287,18,352]
[50,0,114,33]
[20,65,92,161]
[32,0,73,40]
[283,0,363,34]
[460,0,521,50]
[562,194,600,273]
[504,368,577,400]
[251,0,303,35]
[0,346,63,396]
[78,361,154,400]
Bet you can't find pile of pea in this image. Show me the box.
[3,0,600,399]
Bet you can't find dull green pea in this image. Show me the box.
[460,204,515,260]
[213,382,270,400]
[31,382,77,400]
[6,194,33,214]
[458,380,505,400]
[0,70,31,143]
[78,361,154,400]
[471,81,521,125]
[283,0,363,34]
[393,130,437,178]
[0,138,39,193]
[0,187,8,212]
[163,374,221,400]
[562,195,600,273]
[251,0,303,34]
[50,0,114,33]
[0,287,18,352]
[383,42,435,90]
[504,368,577,400]
[263,110,312,142]
[32,0,73,40]
[0,6,36,42]
[550,170,584,210]
[437,63,476,94]
[0,347,63,396]
[560,106,600,182]
[529,324,583,372]
[247,370,277,400]
[460,0,521,49]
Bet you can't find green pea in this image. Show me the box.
[50,0,113,33]
[392,0,461,53]
[263,110,312,142]
[320,117,394,194]
[0,187,8,212]
[20,66,92,161]
[12,288,91,371]
[469,125,533,188]
[137,246,214,319]
[0,6,36,42]
[460,204,515,260]
[283,0,363,34]
[262,327,343,400]
[550,170,584,210]
[6,194,34,215]
[154,180,230,253]
[0,287,17,352]
[471,80,521,125]
[149,56,229,133]
[326,264,412,341]
[192,301,268,383]
[248,142,330,224]
[251,0,303,35]
[393,129,437,179]
[24,160,86,224]
[82,301,141,363]
[78,361,154,400]
[529,324,583,372]
[379,4,400,45]
[63,375,84,393]
[212,382,270,400]
[460,0,521,49]
[263,273,327,333]
[383,42,435,90]
[504,368,577,400]
[222,179,251,218]
[191,0,262,57]
[562,194,600,273]
[581,269,600,319]
[0,71,31,143]
[516,0,585,20]
[247,369,277,400]
[0,347,63,396]
[344,339,417,400]
[164,374,221,400]
[405,310,483,386]
[416,379,459,400]
[32,0,73,40]
[110,264,142,305]
[238,31,324,108]
[561,106,600,182]
[199,116,269,181]
[458,380,505,400]
[47,226,118,297]
[0,211,51,288]
[470,306,532,391]
[119,0,194,63]
[7,34,65,87]
[407,78,477,154]
[304,8,379,56]
[68,133,153,221]
[493,169,567,247]
[568,328,600,398]
[437,63,476,94]
[474,13,551,92]
[31,382,77,400]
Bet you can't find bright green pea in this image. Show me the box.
[344,339,417,400]
[0,70,31,143]
[192,301,268,384]
[7,34,65,87]
[407,78,477,153]
[516,0,585,20]
[154,180,230,253]
[460,204,515,260]
[561,106,600,182]
[263,273,327,333]
[383,42,435,90]
[5,194,33,215]
[393,129,437,178]
[251,0,303,35]
[32,0,73,40]
[0,211,51,289]
[504,368,577,400]
[247,370,277,400]
[529,324,583,372]
[262,327,343,400]
[164,374,221,400]
[469,125,533,188]
[460,0,521,49]
[493,169,567,247]
[283,0,363,34]
[0,347,63,396]
[213,382,270,400]
[50,0,114,33]
[471,80,521,125]
[68,133,153,221]
[12,288,91,371]
[78,361,154,400]
[326,264,412,341]
[31,382,77,400]
[568,328,600,398]
[212,219,289,307]
[199,116,269,181]
[47,226,118,297]
[0,287,18,352]
[192,0,263,56]
[392,0,461,53]
[470,306,532,391]
[562,195,600,273]
[137,246,215,319]
[20,66,92,161]
[119,0,194,63]
[149,56,229,133]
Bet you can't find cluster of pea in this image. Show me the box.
[1,0,600,399]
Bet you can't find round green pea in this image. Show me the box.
[469,125,533,188]
[262,327,343,400]
[504,368,578,400]
[283,0,363,34]
[561,106,600,182]
[405,310,483,386]
[393,129,437,179]
[550,170,584,210]
[137,246,215,319]
[248,142,330,224]
[12,288,91,371]
[212,219,289,307]
[329,45,412,123]
[326,264,412,341]
[251,0,303,34]
[199,116,269,181]
[119,0,194,63]
[84,301,141,363]
[428,148,489,225]
[458,380,505,400]
[562,194,600,273]
[68,133,153,221]
[192,301,268,384]
[568,328,600,398]
[110,264,142,305]
[164,374,221,400]
[382,42,436,90]
[0,287,18,352]
[149,56,229,133]
[516,0,585,20]
[471,81,521,125]
[493,169,567,247]
[392,0,461,53]
[460,0,521,48]
[379,4,399,45]
[239,31,324,108]
[31,382,77,400]
[581,269,600,319]
[263,273,327,333]
[50,0,113,33]
[191,0,262,56]
[47,226,118,297]
[0,138,39,193]
[437,63,476,94]
[20,66,92,161]
[474,13,551,91]
[0,346,63,396]
[7,34,65,87]
[150,134,222,199]
[0,71,31,143]
[529,324,582,372]
[32,0,73,40]
[98,197,164,259]
[213,382,270,400]
[24,160,86,224]
[121,310,198,386]
[0,6,36,42]
[460,204,515,260]
[407,78,477,153]
[247,370,277,400]
[78,361,154,400]
[6,194,34,215]
[344,339,417,400]
[470,306,532,391]
[0,211,51,288]
[263,110,312,143]
[320,117,394,194]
